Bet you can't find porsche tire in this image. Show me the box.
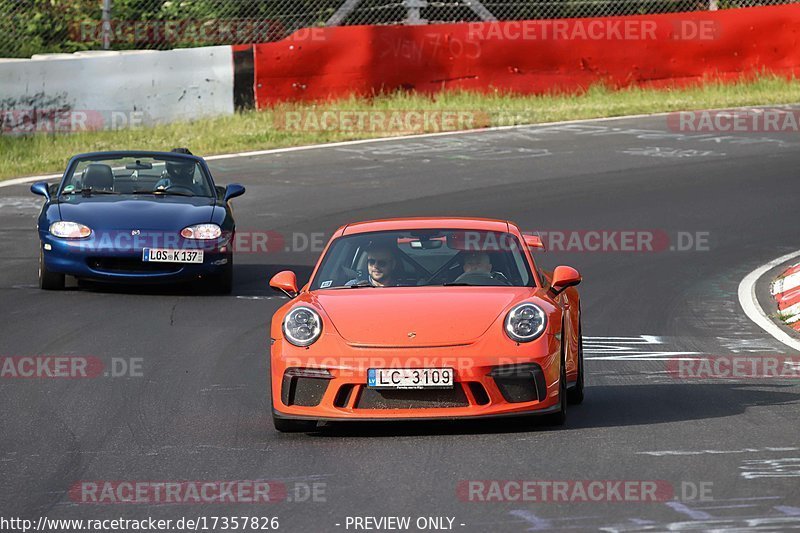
[567,327,585,405]
[273,416,317,433]
[544,357,568,426]
[39,249,65,291]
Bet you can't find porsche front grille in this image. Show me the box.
[355,387,469,409]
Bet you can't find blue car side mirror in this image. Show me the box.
[223,184,245,202]
[30,182,51,200]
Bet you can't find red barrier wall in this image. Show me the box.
[253,5,800,107]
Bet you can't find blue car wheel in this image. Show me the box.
[39,248,65,291]
[204,255,233,295]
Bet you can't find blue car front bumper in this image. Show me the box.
[39,232,231,283]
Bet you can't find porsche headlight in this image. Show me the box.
[50,221,92,239]
[283,306,322,347]
[181,224,221,240]
[504,303,546,342]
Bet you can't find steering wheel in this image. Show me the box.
[422,255,464,286]
[490,271,511,285]
[450,271,509,286]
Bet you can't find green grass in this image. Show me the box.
[3,74,800,181]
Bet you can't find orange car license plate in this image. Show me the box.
[368,368,454,389]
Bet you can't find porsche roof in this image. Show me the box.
[341,217,511,236]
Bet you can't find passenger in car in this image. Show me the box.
[463,251,492,275]
[453,252,509,286]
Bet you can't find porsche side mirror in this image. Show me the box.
[549,265,581,296]
[270,270,299,298]
[223,184,246,202]
[523,234,545,251]
[30,182,51,200]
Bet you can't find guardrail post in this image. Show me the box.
[101,0,113,50]
[466,0,497,21]
[326,0,362,26]
[404,0,428,25]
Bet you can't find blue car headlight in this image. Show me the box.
[50,221,92,239]
[181,224,222,240]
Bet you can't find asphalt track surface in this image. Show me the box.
[1,112,800,532]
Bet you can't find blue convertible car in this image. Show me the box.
[31,150,245,293]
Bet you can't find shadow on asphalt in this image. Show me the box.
[307,383,800,438]
[68,263,314,296]
[566,383,800,429]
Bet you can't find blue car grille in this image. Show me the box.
[87,257,181,274]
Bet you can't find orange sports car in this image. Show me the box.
[268,217,583,432]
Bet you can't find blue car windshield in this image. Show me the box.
[60,155,214,197]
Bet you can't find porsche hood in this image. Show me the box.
[313,287,535,346]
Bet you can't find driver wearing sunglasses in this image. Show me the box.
[366,248,397,287]
[346,243,399,287]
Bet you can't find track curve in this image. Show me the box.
[1,112,799,530]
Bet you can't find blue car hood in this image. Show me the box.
[57,195,216,230]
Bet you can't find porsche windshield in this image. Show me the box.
[310,230,534,289]
[60,155,214,197]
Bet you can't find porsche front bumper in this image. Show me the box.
[270,334,563,422]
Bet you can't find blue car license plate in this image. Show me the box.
[142,248,204,264]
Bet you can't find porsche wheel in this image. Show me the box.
[567,327,585,405]
[39,249,64,291]
[273,416,317,433]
